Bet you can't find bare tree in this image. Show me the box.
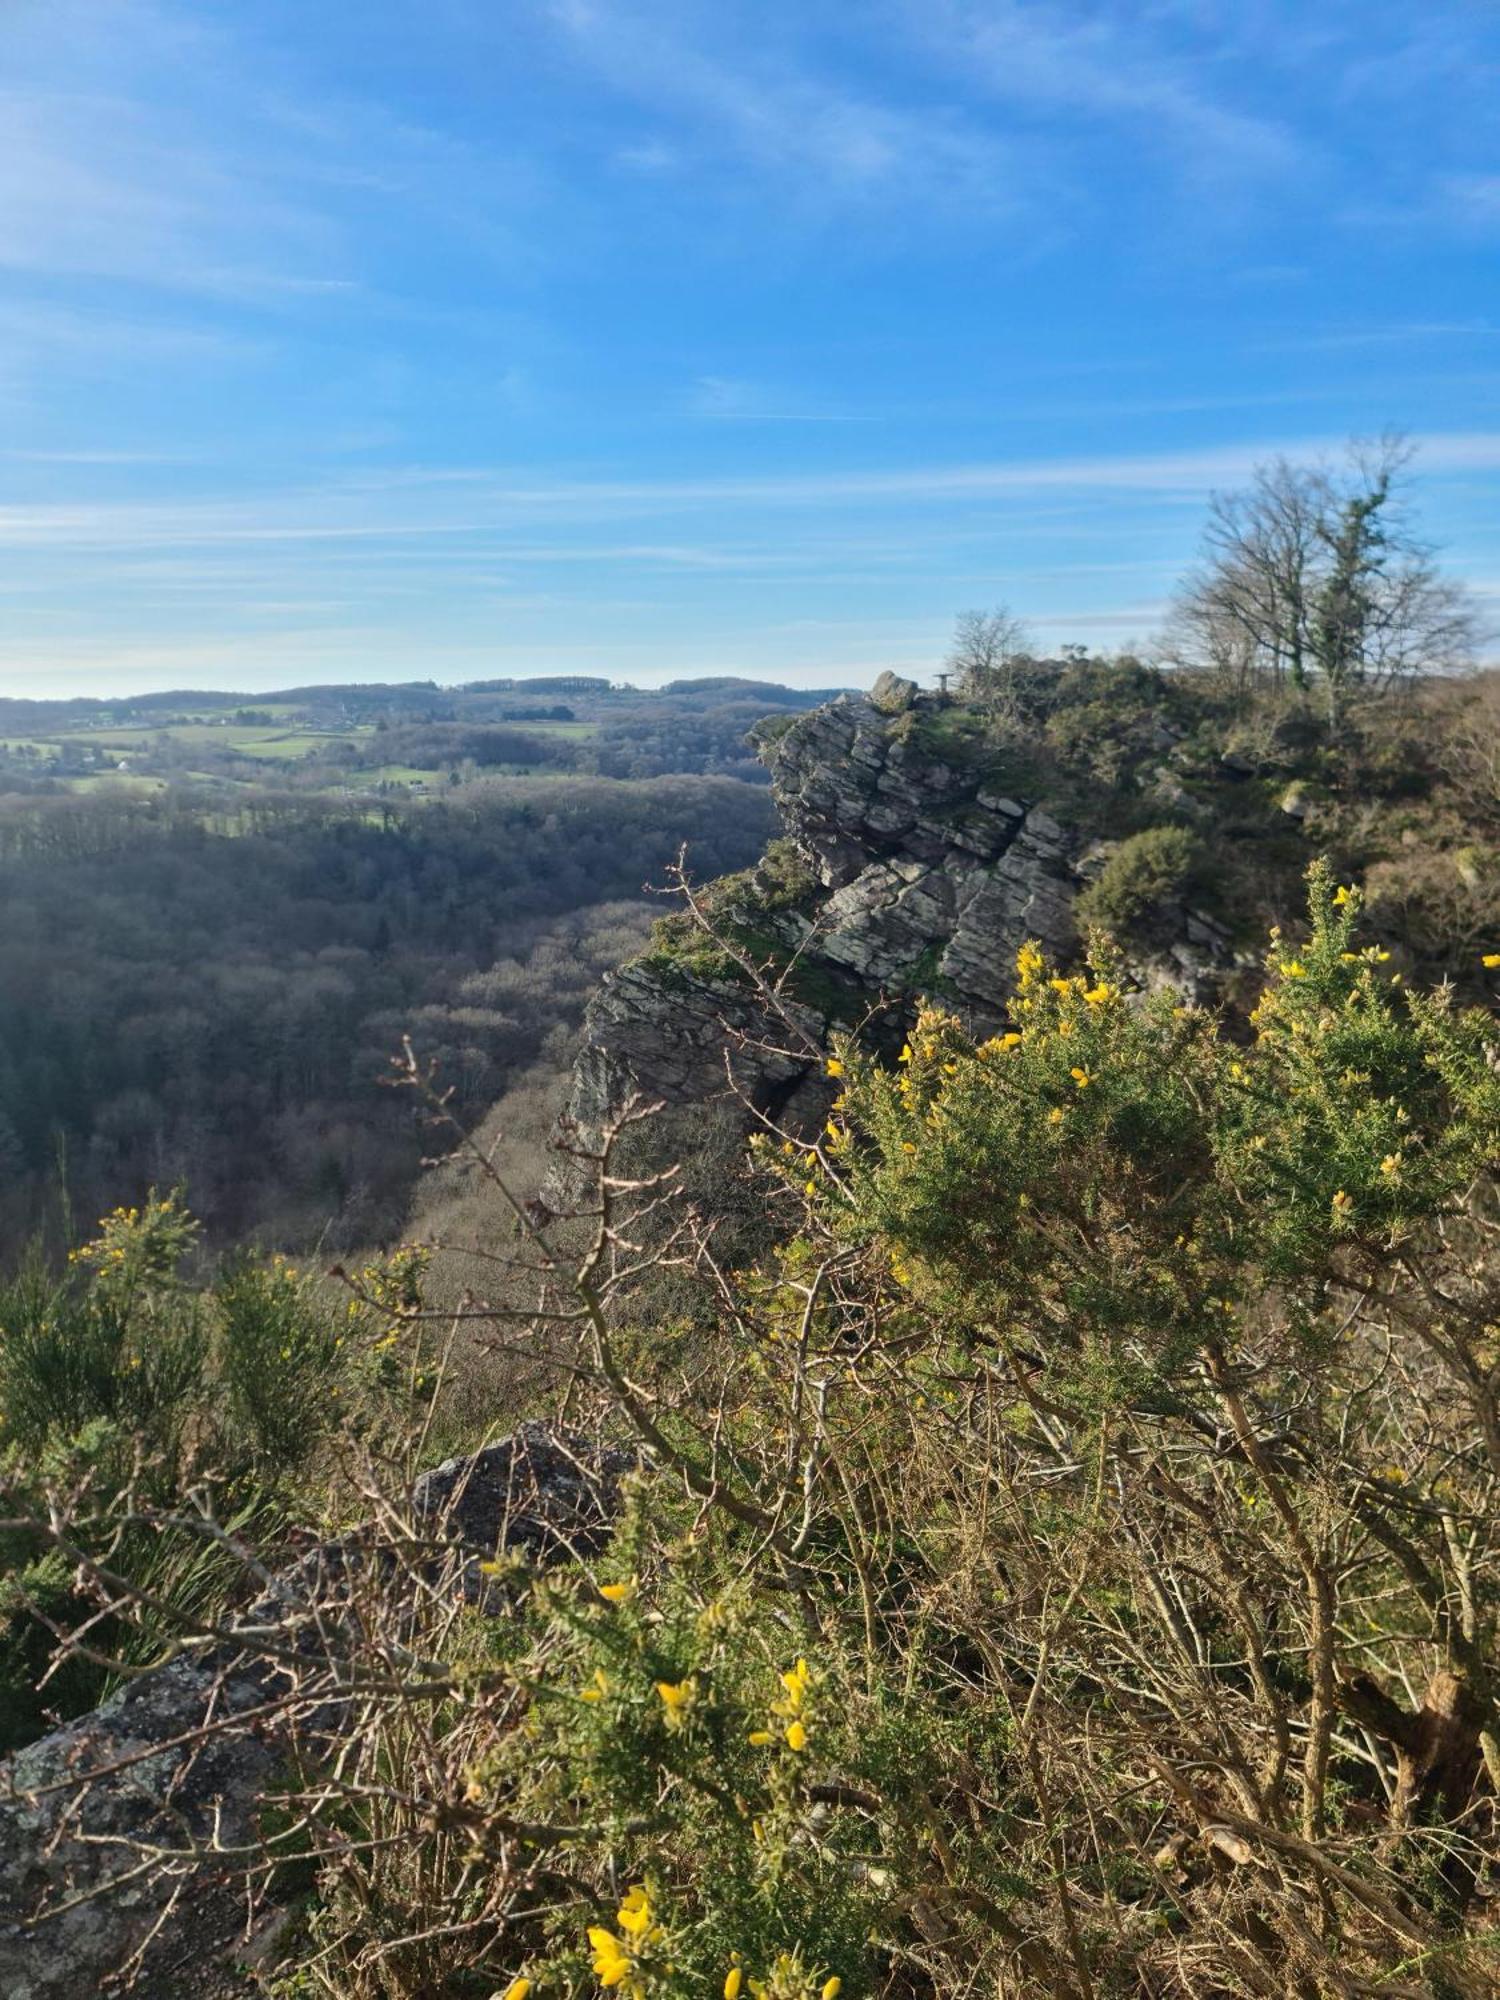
[947,604,1034,709]
[1169,434,1482,720]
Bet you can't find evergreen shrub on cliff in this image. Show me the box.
[255,868,1500,1998]
[11,868,1500,1994]
[0,1201,414,1747]
[1074,824,1200,936]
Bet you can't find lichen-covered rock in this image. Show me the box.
[0,1426,626,1998]
[547,957,831,1206]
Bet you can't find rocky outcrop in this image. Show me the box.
[546,957,832,1208]
[554,687,1238,1174]
[0,1426,626,1999]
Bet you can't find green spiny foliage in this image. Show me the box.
[15,868,1500,1997]
[0,1196,412,1748]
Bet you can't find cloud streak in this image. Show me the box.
[901,0,1300,178]
[7,429,1500,552]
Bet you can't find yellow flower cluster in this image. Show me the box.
[771,1656,812,1751]
[588,1883,660,1994]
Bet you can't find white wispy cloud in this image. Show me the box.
[5,431,1499,553]
[0,91,347,301]
[538,0,1026,220]
[893,0,1301,179]
[686,376,871,423]
[1252,322,1497,353]
[0,1,544,307]
[1438,176,1500,231]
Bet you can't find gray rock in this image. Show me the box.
[0,1426,626,1999]
[551,685,1237,1179]
[547,957,831,1208]
[868,670,920,714]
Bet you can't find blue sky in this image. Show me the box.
[2,0,1498,695]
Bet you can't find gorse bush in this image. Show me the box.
[243,867,1500,1998]
[0,1196,406,1748]
[1073,823,1199,936]
[12,869,1500,1996]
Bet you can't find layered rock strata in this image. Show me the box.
[556,676,1233,1172]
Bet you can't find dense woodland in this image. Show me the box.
[0,775,772,1253]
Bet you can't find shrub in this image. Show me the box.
[0,1197,405,1748]
[1074,822,1199,933]
[20,872,1500,1997]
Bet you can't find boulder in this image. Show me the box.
[868,670,920,714]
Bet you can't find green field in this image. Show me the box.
[352,764,445,786]
[62,773,169,795]
[71,723,370,755]
[506,719,598,739]
[1,708,599,795]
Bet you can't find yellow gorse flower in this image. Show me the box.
[825,1057,844,1077]
[772,1657,811,1715]
[501,1979,532,2000]
[598,1578,636,1604]
[587,1885,660,1993]
[588,1927,632,1989]
[655,1677,697,1726]
[725,1969,743,2000]
[1484,953,1500,969]
[615,1886,653,1938]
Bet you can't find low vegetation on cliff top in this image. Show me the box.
[8,868,1500,1996]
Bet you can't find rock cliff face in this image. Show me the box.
[554,675,1235,1178]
